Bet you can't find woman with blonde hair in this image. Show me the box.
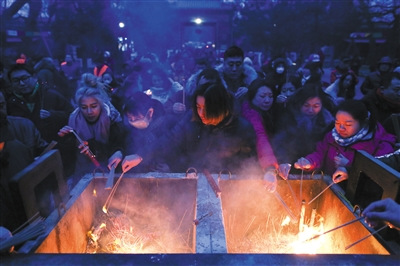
[58,86,125,189]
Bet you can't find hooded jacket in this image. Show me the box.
[305,123,396,175]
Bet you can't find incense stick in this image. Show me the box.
[300,169,304,200]
[305,216,364,242]
[345,224,388,250]
[286,179,300,210]
[12,212,40,235]
[103,171,126,213]
[1,216,45,252]
[308,182,334,205]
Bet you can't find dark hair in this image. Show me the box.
[123,91,164,117]
[289,83,336,114]
[192,83,233,125]
[195,68,221,86]
[336,99,376,133]
[7,64,34,81]
[247,77,276,102]
[148,66,171,88]
[224,46,244,60]
[338,72,357,99]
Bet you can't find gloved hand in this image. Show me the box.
[294,157,312,170]
[332,166,348,183]
[108,151,123,170]
[121,154,143,173]
[334,153,349,168]
[263,170,277,193]
[278,163,292,180]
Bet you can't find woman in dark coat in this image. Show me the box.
[124,82,258,174]
[272,83,336,166]
[165,82,257,173]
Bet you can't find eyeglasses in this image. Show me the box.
[11,75,31,84]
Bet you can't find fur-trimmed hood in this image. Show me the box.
[215,63,258,89]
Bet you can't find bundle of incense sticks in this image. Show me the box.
[0,215,45,252]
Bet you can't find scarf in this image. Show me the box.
[68,103,111,144]
[332,125,372,147]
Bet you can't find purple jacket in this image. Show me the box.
[305,123,396,175]
[241,101,278,170]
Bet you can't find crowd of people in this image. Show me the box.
[1,45,400,236]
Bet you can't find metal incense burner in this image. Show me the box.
[3,150,400,264]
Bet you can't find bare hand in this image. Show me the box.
[362,198,400,229]
[40,109,51,119]
[235,87,248,99]
[294,157,311,170]
[334,153,349,168]
[332,167,348,183]
[58,126,73,137]
[121,154,142,172]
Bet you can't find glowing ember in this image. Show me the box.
[227,212,326,254]
[93,189,97,197]
[281,216,291,227]
[102,206,108,214]
[86,208,193,253]
[291,216,325,254]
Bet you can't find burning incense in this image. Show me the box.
[103,171,126,213]
[299,200,306,233]
[310,208,317,228]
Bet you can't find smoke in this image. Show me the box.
[98,177,196,253]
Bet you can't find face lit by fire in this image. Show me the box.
[335,111,361,138]
[196,96,218,126]
[301,97,322,117]
[80,96,102,123]
[252,86,274,111]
